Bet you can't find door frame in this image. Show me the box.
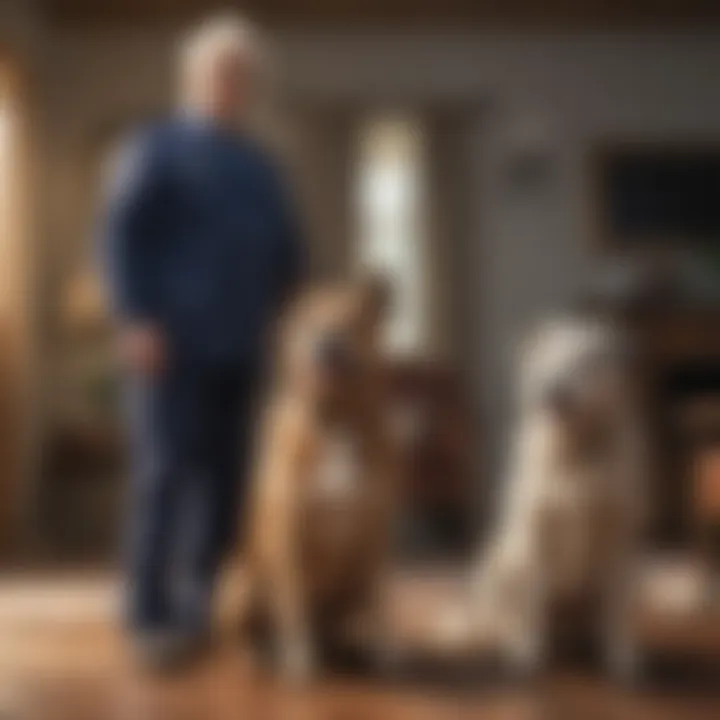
[0,51,39,560]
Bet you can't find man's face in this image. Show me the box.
[203,49,253,122]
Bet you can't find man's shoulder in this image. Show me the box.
[101,121,166,193]
[114,119,203,184]
[111,120,172,169]
[124,118,189,153]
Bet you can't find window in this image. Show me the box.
[355,114,428,355]
[0,70,16,312]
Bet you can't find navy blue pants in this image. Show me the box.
[124,358,258,634]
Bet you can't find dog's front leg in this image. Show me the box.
[265,482,316,683]
[268,560,315,683]
[498,502,550,679]
[259,414,316,684]
[502,562,547,679]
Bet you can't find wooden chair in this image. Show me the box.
[385,359,477,557]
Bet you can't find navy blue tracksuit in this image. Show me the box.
[102,117,303,633]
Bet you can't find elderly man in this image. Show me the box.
[102,15,304,668]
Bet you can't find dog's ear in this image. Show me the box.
[357,273,392,322]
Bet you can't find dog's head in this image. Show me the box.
[520,316,632,432]
[278,276,390,402]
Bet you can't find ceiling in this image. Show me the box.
[41,0,720,30]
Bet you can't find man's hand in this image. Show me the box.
[120,324,166,376]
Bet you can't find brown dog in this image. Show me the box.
[236,278,398,681]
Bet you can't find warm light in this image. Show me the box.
[0,74,15,312]
[355,114,428,355]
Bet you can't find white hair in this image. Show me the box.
[179,13,265,101]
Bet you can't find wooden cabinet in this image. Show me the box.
[631,308,720,545]
[694,448,720,523]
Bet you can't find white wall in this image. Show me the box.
[39,29,720,476]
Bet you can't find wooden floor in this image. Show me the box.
[0,571,718,720]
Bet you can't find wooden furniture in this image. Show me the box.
[695,449,720,525]
[593,142,720,547]
[677,397,720,601]
[41,419,124,558]
[694,448,720,595]
[626,307,720,546]
[385,359,477,556]
[38,269,121,560]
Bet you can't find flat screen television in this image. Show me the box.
[600,147,720,246]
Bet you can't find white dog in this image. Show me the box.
[470,315,648,679]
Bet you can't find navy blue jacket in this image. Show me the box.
[102,117,304,363]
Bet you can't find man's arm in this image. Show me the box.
[101,129,169,374]
[102,129,167,321]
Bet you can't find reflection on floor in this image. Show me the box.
[0,566,718,720]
